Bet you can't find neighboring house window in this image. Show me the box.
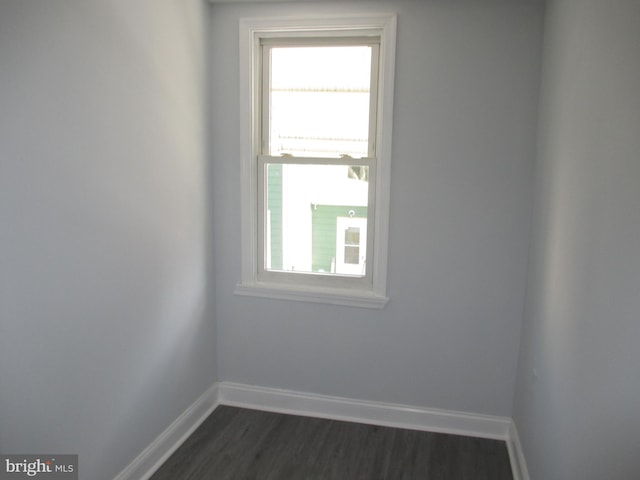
[236,14,396,308]
[336,217,367,275]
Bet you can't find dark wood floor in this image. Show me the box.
[151,406,513,480]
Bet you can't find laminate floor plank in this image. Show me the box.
[385,428,435,479]
[150,406,513,480]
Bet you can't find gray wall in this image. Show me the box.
[0,1,216,479]
[512,0,640,478]
[212,0,543,416]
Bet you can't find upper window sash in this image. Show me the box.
[260,38,380,160]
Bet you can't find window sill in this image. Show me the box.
[234,281,388,309]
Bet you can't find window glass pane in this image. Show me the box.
[265,163,368,276]
[269,46,372,158]
[344,245,360,264]
[344,227,360,246]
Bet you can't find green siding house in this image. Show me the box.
[266,165,368,275]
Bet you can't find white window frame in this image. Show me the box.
[235,14,396,309]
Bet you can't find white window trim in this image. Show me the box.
[236,14,396,309]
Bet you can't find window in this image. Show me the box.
[336,217,367,275]
[236,14,396,308]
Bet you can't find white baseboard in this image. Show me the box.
[113,383,219,480]
[217,381,511,440]
[507,420,530,480]
[115,381,528,480]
